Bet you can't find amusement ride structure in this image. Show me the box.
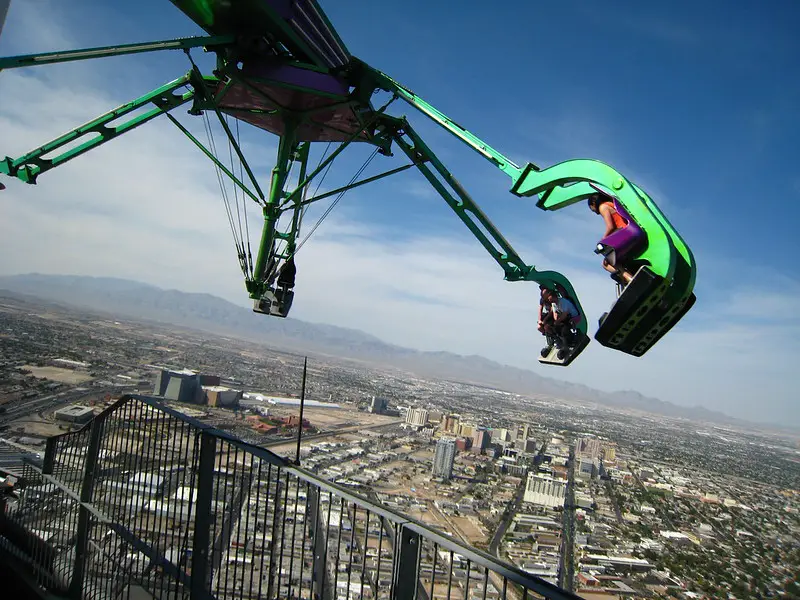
[0,0,696,367]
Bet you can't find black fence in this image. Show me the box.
[1,394,582,600]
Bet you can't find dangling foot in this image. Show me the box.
[560,333,574,350]
[541,335,556,356]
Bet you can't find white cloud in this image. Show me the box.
[0,9,798,427]
[0,65,256,301]
[1,1,74,53]
[289,215,800,426]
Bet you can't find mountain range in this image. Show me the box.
[0,273,753,427]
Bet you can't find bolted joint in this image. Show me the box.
[262,204,281,219]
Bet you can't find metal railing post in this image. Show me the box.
[190,431,217,600]
[393,525,421,600]
[307,485,332,600]
[42,437,57,475]
[68,414,105,599]
[1,394,588,600]
[266,471,283,599]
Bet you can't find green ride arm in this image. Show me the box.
[546,178,695,292]
[631,184,696,292]
[390,118,587,336]
[249,123,299,298]
[0,0,9,41]
[391,125,526,279]
[512,159,677,282]
[360,60,523,182]
[0,35,234,72]
[361,56,687,297]
[0,74,199,184]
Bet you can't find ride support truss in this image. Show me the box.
[0,28,696,362]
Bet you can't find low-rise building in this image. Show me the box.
[54,405,95,424]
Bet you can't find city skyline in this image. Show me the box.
[1,273,795,430]
[1,292,796,598]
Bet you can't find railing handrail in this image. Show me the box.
[27,393,584,600]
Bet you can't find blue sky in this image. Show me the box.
[0,0,798,427]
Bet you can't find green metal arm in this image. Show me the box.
[0,74,200,184]
[0,35,234,71]
[388,118,587,335]
[360,60,523,182]
[542,178,694,289]
[0,1,9,41]
[513,160,678,282]
[391,123,525,278]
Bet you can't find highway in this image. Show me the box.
[604,478,624,524]
[558,445,576,592]
[488,475,526,557]
[0,387,95,426]
[260,420,401,455]
[432,501,523,600]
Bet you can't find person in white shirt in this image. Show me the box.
[541,289,582,351]
[538,286,557,356]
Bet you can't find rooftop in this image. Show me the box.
[54,405,94,417]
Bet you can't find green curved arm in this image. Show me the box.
[521,268,588,337]
[632,184,696,292]
[542,179,694,289]
[385,120,588,338]
[535,176,696,355]
[511,159,677,282]
[361,61,523,181]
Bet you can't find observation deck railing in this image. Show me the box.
[0,394,582,600]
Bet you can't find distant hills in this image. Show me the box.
[0,273,747,427]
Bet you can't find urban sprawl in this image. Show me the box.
[1,295,798,599]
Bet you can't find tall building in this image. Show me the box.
[472,428,491,451]
[576,437,601,461]
[433,438,456,480]
[154,369,202,404]
[54,405,95,424]
[370,396,389,414]
[492,428,511,444]
[523,474,567,508]
[457,422,475,438]
[203,386,242,407]
[440,415,459,433]
[405,408,429,427]
[577,457,596,479]
[200,374,221,387]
